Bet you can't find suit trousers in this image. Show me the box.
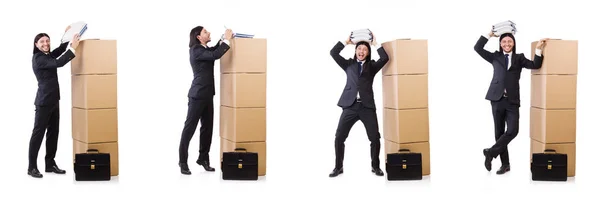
[334,100,381,169]
[28,103,60,170]
[489,96,520,165]
[179,97,214,164]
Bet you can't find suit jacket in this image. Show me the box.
[187,40,230,100]
[330,41,389,110]
[474,36,543,106]
[32,42,75,106]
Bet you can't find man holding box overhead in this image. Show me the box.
[178,26,233,175]
[329,30,389,177]
[28,30,80,178]
[474,27,548,175]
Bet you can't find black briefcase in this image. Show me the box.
[531,149,567,181]
[221,148,258,180]
[386,149,423,181]
[74,149,111,181]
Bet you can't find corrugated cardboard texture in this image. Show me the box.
[220,38,267,74]
[220,106,266,142]
[72,108,118,143]
[73,140,119,176]
[71,39,117,75]
[383,108,429,144]
[530,40,577,75]
[220,138,266,176]
[531,74,577,109]
[382,74,428,109]
[530,107,576,144]
[220,73,266,108]
[72,75,117,109]
[530,138,576,177]
[384,140,430,175]
[381,39,428,75]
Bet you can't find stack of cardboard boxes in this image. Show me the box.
[71,39,119,176]
[529,40,578,177]
[219,38,268,176]
[381,39,430,176]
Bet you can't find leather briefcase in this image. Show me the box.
[531,149,567,181]
[221,148,258,180]
[386,149,423,181]
[74,149,111,181]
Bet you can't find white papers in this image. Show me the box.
[61,21,87,43]
[492,20,517,36]
[350,28,373,44]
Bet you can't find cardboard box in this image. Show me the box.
[383,108,429,144]
[71,39,117,75]
[220,38,267,74]
[220,106,266,142]
[381,39,428,75]
[72,108,118,143]
[382,74,428,109]
[220,138,266,176]
[531,74,577,109]
[384,140,430,175]
[73,140,119,176]
[530,40,577,75]
[530,138,575,177]
[530,107,576,144]
[72,74,117,109]
[221,73,266,108]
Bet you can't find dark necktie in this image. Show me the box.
[358,62,363,75]
[505,54,509,70]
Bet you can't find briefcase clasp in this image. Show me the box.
[547,160,552,170]
[91,164,95,170]
[402,160,407,169]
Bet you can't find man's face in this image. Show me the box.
[355,44,369,61]
[36,36,50,53]
[501,36,514,53]
[197,28,211,44]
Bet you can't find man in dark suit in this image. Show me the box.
[474,30,548,174]
[178,26,233,175]
[329,33,389,177]
[28,32,80,178]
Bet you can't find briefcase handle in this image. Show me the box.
[87,149,100,153]
[398,149,411,153]
[543,149,557,154]
[234,148,247,152]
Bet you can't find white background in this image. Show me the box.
[0,0,598,202]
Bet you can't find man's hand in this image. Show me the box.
[224,29,233,40]
[371,32,377,46]
[536,38,549,49]
[345,34,353,45]
[70,34,81,49]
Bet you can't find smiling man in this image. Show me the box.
[328,32,389,178]
[28,31,80,178]
[474,30,548,175]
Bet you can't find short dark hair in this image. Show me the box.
[33,33,50,54]
[189,26,204,48]
[499,33,516,53]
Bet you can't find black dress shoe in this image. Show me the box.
[45,165,66,174]
[483,148,492,171]
[179,163,191,175]
[28,168,43,178]
[329,168,343,177]
[196,160,215,172]
[371,167,384,176]
[496,165,510,175]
